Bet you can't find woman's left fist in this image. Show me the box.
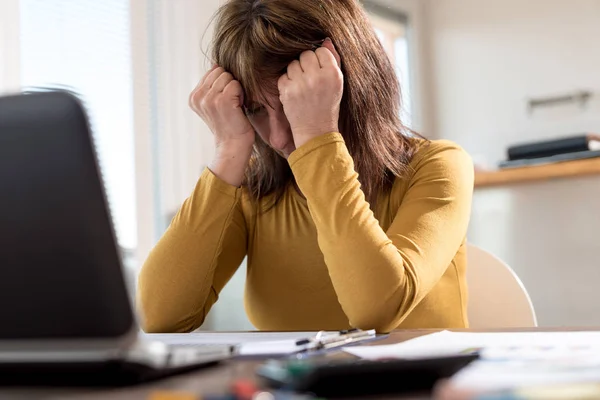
[278,38,344,149]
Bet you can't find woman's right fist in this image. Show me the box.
[189,65,255,149]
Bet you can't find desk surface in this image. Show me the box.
[2,327,597,400]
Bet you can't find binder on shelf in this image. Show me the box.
[507,134,600,161]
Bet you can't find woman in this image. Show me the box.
[137,0,474,333]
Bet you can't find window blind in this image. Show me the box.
[19,0,137,252]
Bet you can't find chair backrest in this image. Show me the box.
[466,243,537,328]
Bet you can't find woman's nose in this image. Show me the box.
[268,112,292,150]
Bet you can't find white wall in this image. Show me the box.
[424,0,600,163]
[424,0,600,326]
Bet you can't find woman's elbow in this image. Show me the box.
[349,315,399,334]
[345,293,418,333]
[346,305,406,334]
[136,300,172,333]
[139,316,175,334]
[136,293,201,333]
[137,309,201,333]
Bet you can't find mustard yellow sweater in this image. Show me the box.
[137,133,474,333]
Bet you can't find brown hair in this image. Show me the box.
[211,0,418,208]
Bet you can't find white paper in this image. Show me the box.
[143,331,319,346]
[344,330,600,392]
[451,361,600,392]
[344,330,600,360]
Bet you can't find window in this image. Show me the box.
[18,0,137,262]
[368,11,413,128]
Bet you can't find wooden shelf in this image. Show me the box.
[474,157,600,188]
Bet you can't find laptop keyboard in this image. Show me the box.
[166,344,234,368]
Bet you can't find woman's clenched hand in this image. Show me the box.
[278,38,344,149]
[189,65,255,187]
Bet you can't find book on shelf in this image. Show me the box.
[507,134,600,161]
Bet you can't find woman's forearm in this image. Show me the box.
[289,134,474,332]
[137,168,248,332]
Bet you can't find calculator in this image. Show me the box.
[256,353,479,397]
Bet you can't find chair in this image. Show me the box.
[466,243,537,328]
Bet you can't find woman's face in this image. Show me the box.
[246,90,296,159]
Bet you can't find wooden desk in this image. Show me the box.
[474,157,600,188]
[2,328,597,400]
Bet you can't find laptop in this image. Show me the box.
[0,91,233,386]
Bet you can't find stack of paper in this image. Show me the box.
[344,330,600,392]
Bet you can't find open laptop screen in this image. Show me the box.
[0,91,134,339]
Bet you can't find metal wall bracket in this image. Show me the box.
[527,90,592,114]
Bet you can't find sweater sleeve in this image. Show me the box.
[137,167,248,333]
[288,133,474,332]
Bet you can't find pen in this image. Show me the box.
[292,329,377,354]
[317,329,377,350]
